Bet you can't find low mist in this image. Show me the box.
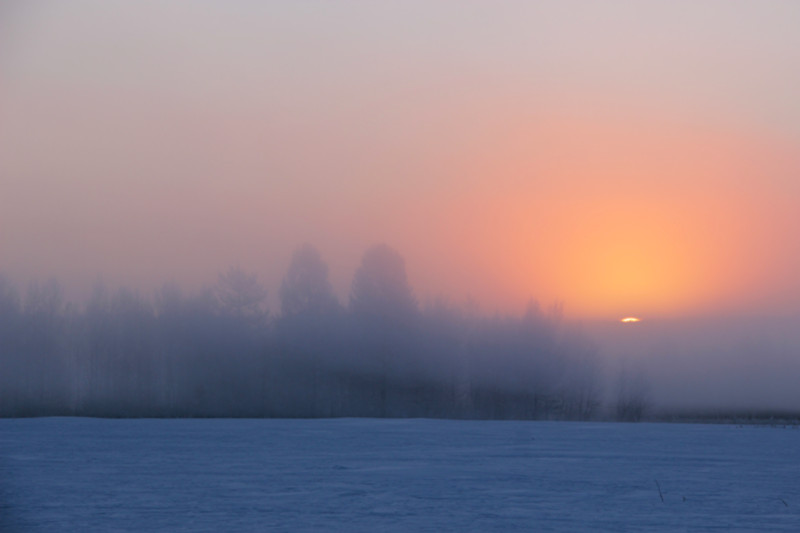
[1,243,797,421]
[586,316,800,414]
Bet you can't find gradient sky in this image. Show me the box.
[2,1,799,320]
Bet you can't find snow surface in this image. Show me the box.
[1,418,799,532]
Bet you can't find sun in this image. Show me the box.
[620,317,641,323]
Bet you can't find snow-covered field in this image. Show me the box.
[1,418,798,532]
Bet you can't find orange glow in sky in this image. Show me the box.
[1,2,799,321]
[431,110,800,319]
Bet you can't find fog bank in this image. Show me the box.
[2,244,798,419]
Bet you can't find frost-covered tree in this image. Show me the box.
[0,248,607,420]
[215,266,268,323]
[280,244,338,318]
[348,244,419,416]
[350,244,416,323]
[0,275,23,415]
[0,274,21,350]
[16,279,68,413]
[272,245,344,416]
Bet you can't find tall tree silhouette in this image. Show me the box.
[350,244,416,323]
[349,244,418,416]
[280,244,338,318]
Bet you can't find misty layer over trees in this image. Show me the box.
[0,244,617,420]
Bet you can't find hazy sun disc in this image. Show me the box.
[620,317,641,323]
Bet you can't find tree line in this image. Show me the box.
[0,243,624,420]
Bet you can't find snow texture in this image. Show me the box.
[1,418,799,531]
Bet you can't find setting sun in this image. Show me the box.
[2,3,800,531]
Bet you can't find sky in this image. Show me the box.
[1,0,799,322]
